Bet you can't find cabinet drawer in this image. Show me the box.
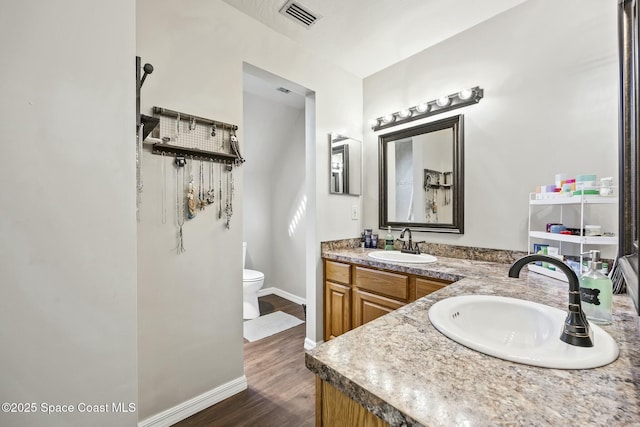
[326,261,351,285]
[415,277,450,299]
[355,267,409,301]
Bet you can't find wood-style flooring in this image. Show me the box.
[173,294,315,427]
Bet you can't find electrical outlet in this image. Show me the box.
[351,204,358,220]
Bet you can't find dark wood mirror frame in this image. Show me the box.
[378,114,464,233]
[618,0,639,314]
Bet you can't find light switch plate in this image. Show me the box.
[351,204,358,220]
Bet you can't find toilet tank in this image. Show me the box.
[243,242,247,269]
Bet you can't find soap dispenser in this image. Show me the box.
[579,250,613,324]
[384,226,394,251]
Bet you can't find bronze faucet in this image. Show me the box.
[508,254,593,347]
[400,228,420,254]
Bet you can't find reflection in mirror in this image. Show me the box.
[330,134,362,196]
[379,115,464,233]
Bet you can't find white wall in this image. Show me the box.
[363,0,618,251]
[243,91,302,281]
[137,0,362,421]
[271,112,307,298]
[243,90,306,300]
[0,1,138,426]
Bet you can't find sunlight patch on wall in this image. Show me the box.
[288,195,307,237]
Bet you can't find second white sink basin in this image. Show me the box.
[368,250,437,263]
[428,295,619,369]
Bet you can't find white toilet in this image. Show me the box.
[243,242,265,320]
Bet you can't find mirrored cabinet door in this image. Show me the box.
[330,134,362,196]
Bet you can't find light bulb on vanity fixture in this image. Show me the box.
[436,96,451,107]
[398,109,412,118]
[371,86,484,131]
[459,88,473,100]
[416,103,429,113]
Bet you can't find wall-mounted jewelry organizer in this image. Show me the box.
[149,106,244,165]
[423,168,453,222]
[143,106,243,251]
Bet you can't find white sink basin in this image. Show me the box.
[368,250,437,263]
[428,295,619,369]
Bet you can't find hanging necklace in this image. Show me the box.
[199,160,206,210]
[161,152,167,224]
[175,159,186,253]
[206,161,215,205]
[218,162,223,219]
[187,158,197,219]
[136,123,144,222]
[225,165,233,229]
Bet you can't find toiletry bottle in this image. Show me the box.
[384,227,394,250]
[579,250,613,325]
[364,229,372,248]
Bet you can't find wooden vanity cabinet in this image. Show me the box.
[415,276,450,299]
[316,378,389,427]
[324,261,352,341]
[323,258,452,340]
[353,289,405,328]
[353,267,409,328]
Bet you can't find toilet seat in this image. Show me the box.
[243,269,264,282]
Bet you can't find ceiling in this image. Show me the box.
[223,0,527,78]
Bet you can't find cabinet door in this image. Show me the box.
[324,281,351,341]
[353,289,404,329]
[415,277,450,299]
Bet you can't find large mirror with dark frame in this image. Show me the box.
[379,114,464,233]
[618,0,639,313]
[330,134,362,196]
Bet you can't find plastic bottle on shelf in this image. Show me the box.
[579,250,613,325]
[384,227,394,250]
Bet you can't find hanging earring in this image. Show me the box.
[230,128,244,163]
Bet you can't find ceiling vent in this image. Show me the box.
[279,0,321,28]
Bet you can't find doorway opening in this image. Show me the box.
[241,62,317,352]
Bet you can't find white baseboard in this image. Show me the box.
[138,376,247,427]
[304,337,322,350]
[258,286,306,305]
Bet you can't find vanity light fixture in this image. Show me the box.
[371,86,484,131]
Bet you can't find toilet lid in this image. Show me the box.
[243,269,264,282]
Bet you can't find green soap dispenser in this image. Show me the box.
[384,226,394,250]
[579,250,613,325]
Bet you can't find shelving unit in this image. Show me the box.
[527,193,618,282]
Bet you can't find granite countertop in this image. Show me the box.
[306,247,640,426]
